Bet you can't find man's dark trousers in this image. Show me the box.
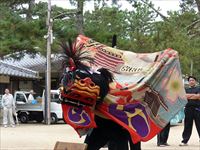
[182,106,200,143]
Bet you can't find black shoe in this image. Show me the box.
[164,143,170,146]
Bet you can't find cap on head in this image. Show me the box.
[30,90,35,94]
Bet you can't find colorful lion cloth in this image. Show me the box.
[60,35,187,144]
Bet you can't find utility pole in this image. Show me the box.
[190,60,193,76]
[44,0,52,125]
[112,34,117,48]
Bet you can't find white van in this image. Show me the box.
[15,90,63,124]
[42,90,63,123]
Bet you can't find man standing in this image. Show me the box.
[28,90,35,103]
[1,88,16,128]
[180,76,200,146]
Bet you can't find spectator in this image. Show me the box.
[28,90,35,103]
[1,88,16,128]
[179,76,200,146]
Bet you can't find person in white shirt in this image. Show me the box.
[2,88,15,128]
[28,90,35,103]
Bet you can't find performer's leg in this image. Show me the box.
[157,133,161,146]
[108,138,128,150]
[129,141,141,150]
[85,116,113,150]
[128,130,141,150]
[157,128,165,145]
[157,122,170,146]
[194,108,200,138]
[85,127,109,150]
[181,107,194,144]
[84,129,93,144]
[162,123,170,144]
[108,128,129,150]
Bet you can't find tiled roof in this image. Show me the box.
[0,61,39,78]
[3,53,63,73]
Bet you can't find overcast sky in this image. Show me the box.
[36,0,181,16]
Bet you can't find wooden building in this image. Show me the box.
[1,53,63,95]
[0,61,39,94]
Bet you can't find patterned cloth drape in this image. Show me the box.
[62,35,187,143]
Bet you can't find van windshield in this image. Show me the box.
[51,93,59,102]
[43,91,60,103]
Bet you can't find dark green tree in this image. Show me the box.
[0,1,78,57]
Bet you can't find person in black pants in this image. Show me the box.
[108,132,141,150]
[85,115,142,150]
[85,115,129,150]
[179,76,200,146]
[157,123,170,146]
[129,138,141,150]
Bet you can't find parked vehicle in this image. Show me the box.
[170,108,185,125]
[15,90,63,124]
[42,90,63,124]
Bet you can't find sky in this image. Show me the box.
[36,0,181,16]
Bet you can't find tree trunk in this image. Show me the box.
[76,0,84,34]
[195,0,200,15]
[26,0,35,20]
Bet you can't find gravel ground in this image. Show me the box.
[0,121,200,150]
[0,108,200,150]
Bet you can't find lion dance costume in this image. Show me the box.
[59,35,187,150]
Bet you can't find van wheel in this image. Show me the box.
[19,113,29,123]
[51,113,58,124]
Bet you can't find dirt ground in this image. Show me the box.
[0,120,200,150]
